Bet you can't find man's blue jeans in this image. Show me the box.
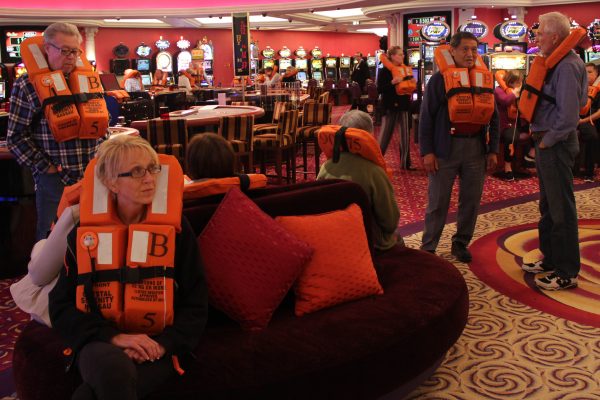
[34,172,64,241]
[535,132,580,278]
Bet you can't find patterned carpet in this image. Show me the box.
[404,186,600,399]
[1,105,599,398]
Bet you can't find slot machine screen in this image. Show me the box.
[477,43,487,55]
[1,29,44,63]
[279,59,292,72]
[312,71,322,81]
[325,59,337,68]
[100,73,121,91]
[297,71,307,81]
[141,75,152,86]
[340,57,351,68]
[137,59,150,72]
[367,57,376,67]
[0,82,5,100]
[412,69,419,81]
[295,59,307,69]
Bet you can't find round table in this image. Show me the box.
[131,105,265,134]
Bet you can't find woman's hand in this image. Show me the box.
[110,333,166,362]
[391,77,402,85]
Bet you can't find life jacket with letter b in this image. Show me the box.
[434,45,495,125]
[20,36,108,142]
[518,27,587,122]
[76,154,183,335]
[378,54,417,96]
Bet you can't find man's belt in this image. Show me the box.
[451,131,481,138]
[531,131,547,141]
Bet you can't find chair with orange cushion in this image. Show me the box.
[253,109,299,184]
[295,102,332,177]
[218,115,255,173]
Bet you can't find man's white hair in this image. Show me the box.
[539,12,571,40]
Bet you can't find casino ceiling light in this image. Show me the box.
[356,28,388,36]
[103,19,164,23]
[196,17,232,24]
[196,15,287,24]
[314,8,363,18]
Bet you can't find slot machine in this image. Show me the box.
[278,46,293,74]
[175,36,192,74]
[110,43,131,77]
[339,54,351,80]
[250,40,259,80]
[324,55,338,81]
[155,37,174,85]
[585,19,600,62]
[262,46,275,71]
[419,20,450,92]
[294,46,308,87]
[366,55,377,80]
[310,46,324,83]
[490,19,531,77]
[199,37,214,86]
[133,43,152,87]
[190,40,207,86]
[0,63,8,102]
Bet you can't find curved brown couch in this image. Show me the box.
[12,179,468,400]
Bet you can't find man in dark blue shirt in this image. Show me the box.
[418,32,499,263]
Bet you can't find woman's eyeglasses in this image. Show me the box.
[47,42,83,57]
[117,164,162,178]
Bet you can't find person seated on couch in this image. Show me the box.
[317,110,402,252]
[186,133,235,180]
[49,135,208,400]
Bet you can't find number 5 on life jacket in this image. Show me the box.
[518,27,587,123]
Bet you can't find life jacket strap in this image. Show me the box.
[472,87,494,95]
[41,95,76,114]
[237,174,251,192]
[77,266,175,285]
[446,87,472,99]
[332,126,350,163]
[522,83,556,105]
[73,92,105,104]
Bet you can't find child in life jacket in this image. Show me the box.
[49,135,208,400]
[576,62,600,182]
[184,133,267,198]
[493,70,535,181]
[317,110,402,252]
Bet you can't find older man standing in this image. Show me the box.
[520,12,587,290]
[7,22,103,240]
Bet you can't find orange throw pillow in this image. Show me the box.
[276,203,384,316]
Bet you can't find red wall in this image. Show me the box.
[525,3,600,28]
[88,28,380,84]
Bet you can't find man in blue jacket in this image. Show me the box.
[419,32,499,262]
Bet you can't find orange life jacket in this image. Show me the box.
[378,54,417,96]
[518,27,587,122]
[182,71,196,86]
[20,36,109,142]
[494,70,519,120]
[183,174,267,200]
[580,75,600,116]
[75,154,183,335]
[434,45,495,125]
[318,125,393,179]
[121,69,144,91]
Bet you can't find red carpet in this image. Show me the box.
[469,219,600,328]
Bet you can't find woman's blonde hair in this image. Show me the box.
[387,46,403,59]
[95,135,158,187]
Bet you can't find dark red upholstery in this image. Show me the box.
[12,180,468,400]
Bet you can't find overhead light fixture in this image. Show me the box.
[471,15,477,19]
[511,15,517,19]
[356,28,388,37]
[314,8,363,18]
[196,17,231,24]
[504,17,509,21]
[103,18,164,23]
[352,20,360,25]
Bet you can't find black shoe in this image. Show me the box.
[501,171,515,181]
[451,242,472,263]
[524,154,535,163]
[522,160,536,168]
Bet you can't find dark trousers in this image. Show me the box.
[72,342,175,400]
[421,136,486,251]
[34,172,64,241]
[379,109,411,168]
[535,132,580,278]
[577,122,598,176]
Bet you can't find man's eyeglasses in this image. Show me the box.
[117,164,162,178]
[47,42,83,57]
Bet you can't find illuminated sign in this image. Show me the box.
[135,44,152,58]
[459,21,489,39]
[232,13,250,76]
[311,47,323,59]
[278,46,292,58]
[262,46,275,59]
[5,31,44,60]
[499,21,528,41]
[420,21,451,43]
[406,15,449,47]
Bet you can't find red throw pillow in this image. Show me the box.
[198,188,313,330]
[276,203,384,316]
